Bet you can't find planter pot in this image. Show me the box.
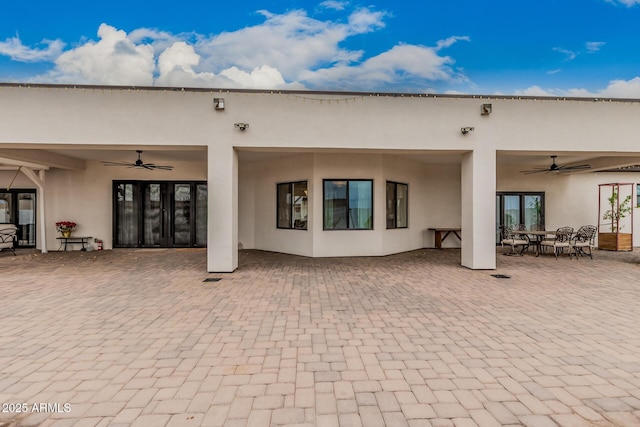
[61,230,72,238]
[598,232,632,251]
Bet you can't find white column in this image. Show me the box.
[461,148,496,269]
[207,145,238,272]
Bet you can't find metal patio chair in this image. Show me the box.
[569,225,597,259]
[540,226,573,259]
[500,225,529,256]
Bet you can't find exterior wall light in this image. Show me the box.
[234,123,249,131]
[481,103,492,115]
[461,127,474,135]
[214,98,225,110]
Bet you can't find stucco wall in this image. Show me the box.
[239,153,462,257]
[1,161,207,251]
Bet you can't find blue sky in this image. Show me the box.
[1,0,640,96]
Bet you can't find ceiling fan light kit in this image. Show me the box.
[101,150,174,170]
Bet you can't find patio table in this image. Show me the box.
[57,236,92,251]
[512,230,548,256]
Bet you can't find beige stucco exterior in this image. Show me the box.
[2,84,640,272]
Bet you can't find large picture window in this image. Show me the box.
[277,181,308,230]
[386,181,408,229]
[323,180,373,230]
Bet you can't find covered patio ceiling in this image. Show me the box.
[2,146,640,173]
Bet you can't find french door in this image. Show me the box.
[496,192,544,243]
[0,190,36,247]
[113,181,207,248]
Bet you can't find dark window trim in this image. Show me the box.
[276,180,308,230]
[323,179,374,230]
[386,181,409,229]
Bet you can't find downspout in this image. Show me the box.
[19,167,47,253]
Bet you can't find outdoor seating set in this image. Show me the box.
[500,224,597,259]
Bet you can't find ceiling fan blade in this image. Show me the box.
[153,165,174,170]
[558,164,591,171]
[101,161,135,167]
[519,168,550,174]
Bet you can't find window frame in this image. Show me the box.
[386,181,409,229]
[323,179,374,230]
[276,181,308,230]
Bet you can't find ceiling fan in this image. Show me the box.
[101,150,174,170]
[520,155,591,174]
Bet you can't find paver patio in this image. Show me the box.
[1,247,640,426]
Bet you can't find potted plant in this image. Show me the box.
[56,221,77,238]
[598,183,633,251]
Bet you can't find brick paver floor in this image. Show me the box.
[1,247,640,426]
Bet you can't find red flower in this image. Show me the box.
[55,221,77,232]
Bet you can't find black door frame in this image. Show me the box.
[0,189,37,248]
[112,180,207,248]
[496,192,545,242]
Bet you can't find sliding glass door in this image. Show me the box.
[496,192,544,242]
[113,181,207,248]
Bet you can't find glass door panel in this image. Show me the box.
[524,195,543,230]
[173,184,191,246]
[503,195,521,228]
[144,183,163,246]
[195,184,207,246]
[115,183,139,246]
[17,193,36,246]
[0,193,11,223]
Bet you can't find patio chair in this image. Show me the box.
[0,224,17,256]
[500,225,529,255]
[539,226,573,259]
[569,225,597,259]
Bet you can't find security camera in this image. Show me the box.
[460,127,474,135]
[234,123,249,131]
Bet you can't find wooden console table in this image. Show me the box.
[428,228,461,249]
[57,236,92,251]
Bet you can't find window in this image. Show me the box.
[637,184,640,208]
[386,181,408,229]
[277,181,308,230]
[323,180,373,230]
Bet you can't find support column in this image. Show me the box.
[461,148,496,269]
[207,146,238,272]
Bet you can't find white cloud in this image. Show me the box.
[606,0,640,6]
[585,41,605,53]
[515,77,640,98]
[553,47,577,61]
[319,1,348,11]
[155,41,293,89]
[436,36,471,51]
[300,40,469,91]
[5,7,469,92]
[0,36,64,62]
[513,85,556,97]
[40,24,155,85]
[194,8,384,80]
